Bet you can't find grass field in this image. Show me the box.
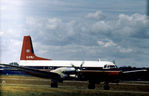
[0,75,149,96]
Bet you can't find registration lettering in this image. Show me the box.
[26,56,34,59]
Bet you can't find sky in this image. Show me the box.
[0,0,149,67]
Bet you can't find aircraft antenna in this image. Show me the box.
[98,58,101,61]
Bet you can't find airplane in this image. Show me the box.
[20,36,117,70]
[0,36,147,90]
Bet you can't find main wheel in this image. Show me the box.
[103,81,110,90]
[104,85,110,90]
[51,80,58,88]
[88,83,95,89]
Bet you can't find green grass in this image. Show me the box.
[0,84,149,96]
[0,75,149,96]
[1,84,149,96]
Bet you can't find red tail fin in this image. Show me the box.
[20,36,50,60]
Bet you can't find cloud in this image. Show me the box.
[86,11,105,20]
[92,21,111,33]
[47,18,62,30]
[97,39,133,53]
[26,17,37,26]
[114,14,147,37]
[119,48,133,53]
[0,32,4,37]
[1,0,25,6]
[1,8,149,67]
[0,6,8,11]
[23,11,148,51]
[97,39,116,47]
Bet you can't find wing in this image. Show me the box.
[120,69,147,81]
[122,69,147,73]
[0,64,61,80]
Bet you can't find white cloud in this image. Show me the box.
[0,32,4,36]
[97,39,117,47]
[47,17,62,30]
[86,11,105,20]
[119,48,133,53]
[1,0,25,6]
[117,14,146,27]
[1,39,22,64]
[0,6,8,11]
[26,17,37,26]
[97,39,133,53]
[92,21,111,33]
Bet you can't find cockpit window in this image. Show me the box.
[104,65,117,69]
[109,65,116,68]
[104,65,107,68]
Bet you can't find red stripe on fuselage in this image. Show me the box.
[78,70,120,76]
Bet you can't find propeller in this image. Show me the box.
[112,60,116,64]
[80,61,84,70]
[71,61,85,71]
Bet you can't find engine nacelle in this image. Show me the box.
[51,67,76,79]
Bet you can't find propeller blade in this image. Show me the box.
[112,60,116,64]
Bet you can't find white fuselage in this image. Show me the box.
[20,60,116,69]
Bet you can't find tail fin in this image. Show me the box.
[20,36,50,60]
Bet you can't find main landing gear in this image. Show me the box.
[88,82,95,89]
[103,81,110,90]
[88,80,110,90]
[51,79,58,88]
[88,80,95,89]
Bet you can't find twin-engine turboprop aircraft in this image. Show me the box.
[0,36,146,90]
[20,36,117,71]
